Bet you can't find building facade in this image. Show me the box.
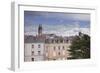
[24,37,45,61]
[44,37,71,60]
[24,24,72,62]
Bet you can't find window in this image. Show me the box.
[45,39,49,43]
[32,44,34,48]
[62,46,65,50]
[58,46,60,50]
[60,40,63,43]
[56,40,59,43]
[66,39,68,43]
[38,51,41,55]
[58,52,60,55]
[53,59,56,60]
[31,51,34,56]
[52,39,54,43]
[38,44,41,48]
[54,46,56,50]
[31,58,34,61]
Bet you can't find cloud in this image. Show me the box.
[24,11,90,36]
[80,28,90,35]
[25,11,90,23]
[64,13,90,21]
[24,23,90,36]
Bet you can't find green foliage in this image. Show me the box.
[68,33,90,59]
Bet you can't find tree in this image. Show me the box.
[68,32,90,59]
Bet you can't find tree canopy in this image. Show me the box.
[68,32,90,59]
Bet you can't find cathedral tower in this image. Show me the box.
[38,24,42,36]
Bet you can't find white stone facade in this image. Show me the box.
[24,43,44,62]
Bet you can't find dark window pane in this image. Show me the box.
[63,46,65,50]
[32,44,34,48]
[38,51,41,55]
[58,52,60,55]
[38,44,41,48]
[53,59,56,60]
[54,46,56,50]
[32,58,34,61]
[32,51,34,55]
[58,46,60,50]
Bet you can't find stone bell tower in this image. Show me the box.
[38,24,42,36]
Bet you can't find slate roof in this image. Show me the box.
[24,35,45,43]
[24,35,74,43]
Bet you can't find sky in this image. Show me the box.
[24,11,90,36]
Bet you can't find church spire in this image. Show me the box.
[38,24,42,36]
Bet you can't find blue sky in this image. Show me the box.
[24,11,90,36]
